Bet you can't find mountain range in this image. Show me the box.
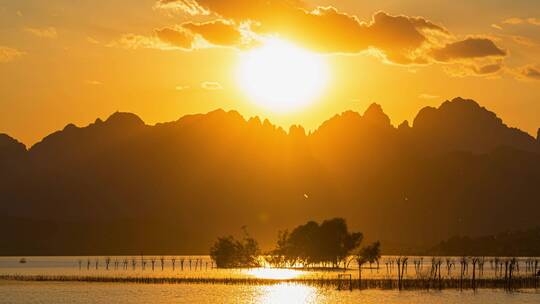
[1,97,539,255]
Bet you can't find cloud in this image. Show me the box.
[430,38,506,62]
[154,1,449,61]
[472,63,503,75]
[510,35,538,47]
[85,80,102,85]
[264,8,449,64]
[154,27,195,49]
[182,20,243,46]
[154,1,510,68]
[24,27,58,39]
[502,18,540,26]
[111,20,245,51]
[419,94,439,99]
[201,81,223,90]
[152,0,508,78]
[0,46,25,63]
[444,62,503,77]
[86,37,100,45]
[502,18,525,25]
[515,65,540,81]
[109,32,193,50]
[176,85,190,91]
[154,0,209,15]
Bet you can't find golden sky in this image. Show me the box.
[1,0,539,145]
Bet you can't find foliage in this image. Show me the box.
[210,228,260,268]
[354,241,381,282]
[356,241,381,266]
[271,218,363,267]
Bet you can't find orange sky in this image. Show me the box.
[0,0,539,146]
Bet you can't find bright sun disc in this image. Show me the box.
[237,38,328,113]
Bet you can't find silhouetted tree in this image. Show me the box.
[272,218,362,268]
[105,257,111,270]
[354,241,381,286]
[151,257,156,271]
[210,228,260,268]
[396,256,408,290]
[445,258,454,276]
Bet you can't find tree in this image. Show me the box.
[271,218,363,268]
[210,236,238,268]
[210,228,260,268]
[355,241,381,285]
[319,218,363,267]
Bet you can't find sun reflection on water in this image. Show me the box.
[255,283,319,304]
[246,268,304,280]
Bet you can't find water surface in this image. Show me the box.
[1,281,539,304]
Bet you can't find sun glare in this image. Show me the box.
[237,38,329,113]
[246,268,304,280]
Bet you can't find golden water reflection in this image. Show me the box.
[254,283,319,304]
[246,268,305,280]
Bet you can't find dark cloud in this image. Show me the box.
[363,11,448,64]
[430,38,506,62]
[112,21,242,51]
[520,65,540,80]
[472,63,503,75]
[182,20,243,46]
[155,27,194,49]
[444,62,503,78]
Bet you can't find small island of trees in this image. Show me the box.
[209,218,380,270]
[210,227,260,268]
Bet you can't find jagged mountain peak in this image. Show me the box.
[412,97,537,153]
[363,103,391,126]
[0,133,26,152]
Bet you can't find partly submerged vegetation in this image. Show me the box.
[2,253,540,291]
[210,227,260,268]
[266,218,363,268]
[1,273,538,291]
[353,241,381,283]
[210,218,376,270]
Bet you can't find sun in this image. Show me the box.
[237,38,329,113]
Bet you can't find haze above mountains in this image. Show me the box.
[1,97,539,255]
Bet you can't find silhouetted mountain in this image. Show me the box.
[0,134,25,162]
[412,98,538,154]
[427,227,540,256]
[1,97,539,255]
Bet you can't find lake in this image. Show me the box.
[1,256,539,303]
